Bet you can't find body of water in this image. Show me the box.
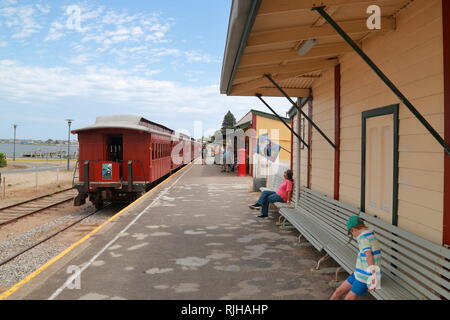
[0,143,79,158]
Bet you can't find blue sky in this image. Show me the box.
[0,0,288,140]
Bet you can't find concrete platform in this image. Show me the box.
[8,164,338,300]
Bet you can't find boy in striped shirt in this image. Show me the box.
[330,216,382,300]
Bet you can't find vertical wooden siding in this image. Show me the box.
[442,0,450,246]
[300,105,310,188]
[337,0,444,243]
[292,111,301,206]
[310,68,335,197]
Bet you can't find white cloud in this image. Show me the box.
[69,53,91,65]
[45,21,65,41]
[184,51,218,63]
[44,4,174,52]
[0,4,46,38]
[0,60,289,120]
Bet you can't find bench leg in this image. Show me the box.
[276,216,285,226]
[281,219,294,230]
[334,267,343,282]
[312,253,330,271]
[293,234,312,247]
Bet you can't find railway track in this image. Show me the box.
[0,203,112,268]
[0,188,77,226]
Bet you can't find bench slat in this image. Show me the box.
[302,187,360,213]
[301,191,357,222]
[360,212,450,259]
[272,186,450,300]
[377,260,442,300]
[301,191,353,223]
[300,201,353,244]
[378,246,450,298]
[366,222,450,272]
[279,208,325,252]
[326,242,419,300]
[301,198,348,232]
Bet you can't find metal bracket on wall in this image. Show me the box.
[264,74,336,149]
[256,94,310,148]
[312,5,450,156]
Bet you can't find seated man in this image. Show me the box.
[249,170,293,218]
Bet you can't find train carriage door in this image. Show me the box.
[107,134,123,177]
[361,105,399,225]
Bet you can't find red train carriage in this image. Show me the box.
[72,115,196,208]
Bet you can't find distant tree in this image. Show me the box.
[0,153,7,168]
[221,111,236,130]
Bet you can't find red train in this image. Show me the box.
[72,115,200,208]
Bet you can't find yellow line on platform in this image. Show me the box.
[0,163,193,300]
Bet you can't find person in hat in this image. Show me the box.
[330,216,381,300]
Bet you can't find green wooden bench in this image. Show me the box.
[278,186,450,300]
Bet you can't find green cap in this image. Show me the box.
[346,216,364,232]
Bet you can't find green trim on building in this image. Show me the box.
[234,121,252,130]
[287,106,297,118]
[250,109,290,122]
[287,97,310,118]
[361,104,399,226]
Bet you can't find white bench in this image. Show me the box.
[278,187,450,300]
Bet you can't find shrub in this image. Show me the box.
[0,153,6,168]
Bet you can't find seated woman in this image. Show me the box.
[249,170,293,218]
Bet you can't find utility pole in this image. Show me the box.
[65,119,74,171]
[13,124,17,161]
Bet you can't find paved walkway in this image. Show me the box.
[10,164,337,300]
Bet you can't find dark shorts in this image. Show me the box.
[346,273,368,297]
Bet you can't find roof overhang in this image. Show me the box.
[220,0,410,98]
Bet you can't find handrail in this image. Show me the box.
[72,160,79,188]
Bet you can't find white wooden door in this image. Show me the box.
[365,114,394,224]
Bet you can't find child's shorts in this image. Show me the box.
[346,273,368,297]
